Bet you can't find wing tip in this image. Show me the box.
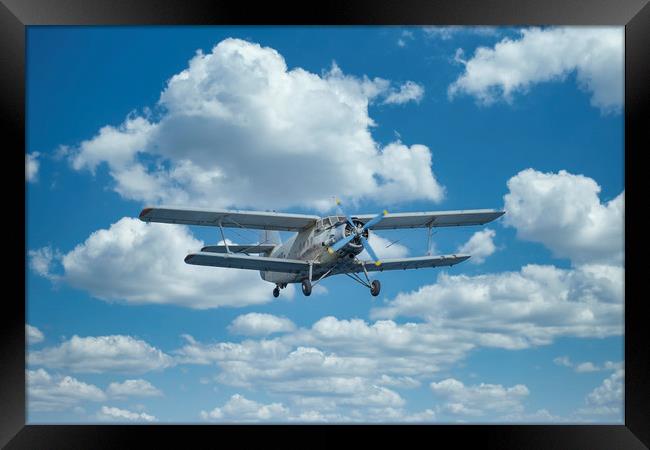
[139,207,154,221]
[484,210,505,224]
[449,254,471,265]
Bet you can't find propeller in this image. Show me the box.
[335,197,357,231]
[328,198,388,266]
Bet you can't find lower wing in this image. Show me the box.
[184,252,468,276]
[184,252,311,273]
[344,254,470,273]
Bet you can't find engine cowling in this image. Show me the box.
[329,219,368,255]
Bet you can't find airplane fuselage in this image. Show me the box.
[261,215,365,284]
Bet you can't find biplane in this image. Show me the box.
[139,203,504,298]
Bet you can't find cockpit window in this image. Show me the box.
[318,216,346,230]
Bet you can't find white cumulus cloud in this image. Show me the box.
[200,394,289,422]
[97,406,157,422]
[51,217,277,309]
[26,324,44,344]
[382,81,424,105]
[575,369,624,420]
[175,325,446,417]
[575,362,601,373]
[430,378,529,418]
[228,313,296,336]
[67,38,443,211]
[28,246,60,281]
[503,169,624,265]
[371,263,623,347]
[107,379,163,398]
[423,26,499,41]
[28,368,106,412]
[553,355,572,367]
[397,30,415,48]
[172,306,623,422]
[173,313,561,421]
[29,335,174,374]
[449,27,623,113]
[553,356,622,373]
[586,369,624,407]
[26,152,40,182]
[457,229,496,264]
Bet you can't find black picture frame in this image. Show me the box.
[2,0,647,447]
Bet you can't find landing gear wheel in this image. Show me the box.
[370,280,381,297]
[273,286,280,298]
[301,279,312,296]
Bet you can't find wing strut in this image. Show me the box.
[360,259,372,285]
[218,221,230,254]
[343,258,373,288]
[344,271,372,288]
[426,223,432,256]
[311,264,334,287]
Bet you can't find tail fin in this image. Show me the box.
[259,230,281,255]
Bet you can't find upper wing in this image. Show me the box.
[184,252,311,273]
[353,209,504,230]
[340,254,470,274]
[139,206,319,231]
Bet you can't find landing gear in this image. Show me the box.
[342,258,382,297]
[273,286,280,298]
[301,279,312,296]
[370,279,381,297]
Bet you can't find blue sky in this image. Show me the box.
[26,26,624,423]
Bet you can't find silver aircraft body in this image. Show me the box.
[139,205,505,297]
